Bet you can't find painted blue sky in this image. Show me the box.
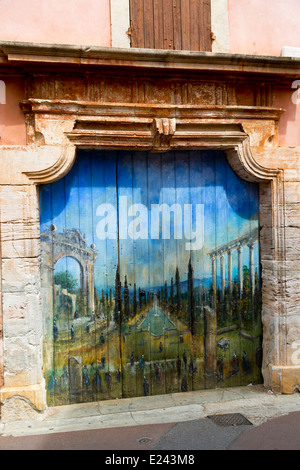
[40,150,260,291]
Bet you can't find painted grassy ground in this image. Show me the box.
[45,301,262,406]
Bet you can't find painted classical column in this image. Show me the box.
[248,242,255,300]
[227,249,233,297]
[220,253,225,301]
[237,245,243,298]
[211,255,217,297]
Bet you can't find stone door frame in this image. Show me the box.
[20,100,288,406]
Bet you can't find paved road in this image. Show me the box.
[0,412,300,451]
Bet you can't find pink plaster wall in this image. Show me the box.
[228,0,300,146]
[228,0,300,57]
[0,0,111,47]
[274,86,300,147]
[0,78,26,145]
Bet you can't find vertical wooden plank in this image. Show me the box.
[84,152,96,403]
[162,0,174,49]
[116,150,134,399]
[123,151,152,397]
[130,0,145,48]
[181,0,191,50]
[61,160,75,406]
[147,154,165,396]
[186,150,198,391]
[202,151,217,389]
[145,152,154,397]
[105,150,122,399]
[90,151,106,401]
[143,0,155,49]
[104,151,117,400]
[199,0,212,51]
[153,0,164,49]
[94,150,119,400]
[173,151,192,394]
[159,152,168,396]
[51,181,62,406]
[77,152,94,403]
[214,152,227,388]
[56,176,74,405]
[222,152,234,390]
[125,151,144,398]
[188,151,205,391]
[227,156,243,388]
[40,184,53,405]
[161,152,181,394]
[172,0,182,50]
[190,0,200,51]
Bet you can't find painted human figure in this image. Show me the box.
[83,365,90,390]
[53,321,58,341]
[242,351,251,375]
[93,369,102,392]
[155,363,162,382]
[143,376,149,396]
[105,370,112,388]
[139,354,145,372]
[232,350,239,375]
[181,375,188,392]
[176,356,181,378]
[70,325,75,341]
[183,350,187,370]
[217,356,224,381]
[60,364,69,390]
[130,352,135,367]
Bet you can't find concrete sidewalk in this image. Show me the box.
[1,384,300,440]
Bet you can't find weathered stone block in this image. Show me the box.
[1,238,40,259]
[0,185,39,224]
[269,364,300,394]
[1,258,40,294]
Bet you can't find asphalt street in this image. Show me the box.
[0,411,300,451]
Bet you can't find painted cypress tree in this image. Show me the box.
[133,283,137,317]
[164,281,168,301]
[109,288,112,307]
[188,258,195,335]
[114,264,122,324]
[124,275,130,321]
[175,267,181,315]
[170,277,174,306]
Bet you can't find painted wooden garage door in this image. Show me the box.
[40,150,262,406]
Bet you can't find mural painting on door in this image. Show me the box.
[40,150,262,406]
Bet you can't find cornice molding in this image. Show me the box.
[1,41,300,80]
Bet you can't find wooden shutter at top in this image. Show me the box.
[129,0,212,52]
